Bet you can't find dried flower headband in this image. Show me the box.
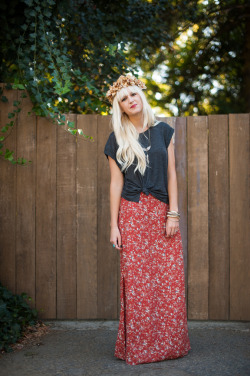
[106,75,147,104]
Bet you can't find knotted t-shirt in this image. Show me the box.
[104,121,174,204]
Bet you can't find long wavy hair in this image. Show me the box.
[111,85,156,175]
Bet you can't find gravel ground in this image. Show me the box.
[0,321,249,376]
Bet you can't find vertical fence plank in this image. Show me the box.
[36,117,57,319]
[187,116,209,320]
[16,92,36,304]
[0,85,17,292]
[162,116,176,143]
[208,115,230,320]
[57,116,77,319]
[175,117,188,298]
[160,116,188,296]
[76,115,98,318]
[97,115,119,319]
[229,113,250,320]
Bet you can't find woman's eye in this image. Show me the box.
[121,97,127,102]
[131,93,136,96]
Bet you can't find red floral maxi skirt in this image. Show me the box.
[115,193,191,365]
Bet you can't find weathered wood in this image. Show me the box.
[76,115,98,318]
[162,116,176,144]
[36,116,57,319]
[57,115,77,318]
[160,116,188,298]
[175,117,188,300]
[15,92,36,305]
[97,115,119,319]
[1,92,250,322]
[0,85,17,292]
[187,116,209,320]
[229,113,250,320]
[208,115,230,320]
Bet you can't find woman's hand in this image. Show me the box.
[110,226,123,250]
[108,156,124,250]
[166,218,179,237]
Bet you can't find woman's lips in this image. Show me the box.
[130,104,137,108]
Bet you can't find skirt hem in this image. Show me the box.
[115,345,191,366]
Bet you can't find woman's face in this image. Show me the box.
[119,89,143,117]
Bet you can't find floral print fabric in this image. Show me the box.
[115,193,191,365]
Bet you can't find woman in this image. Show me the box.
[104,75,191,365]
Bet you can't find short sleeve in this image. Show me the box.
[104,132,120,167]
[162,122,174,149]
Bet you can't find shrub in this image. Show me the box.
[0,282,38,352]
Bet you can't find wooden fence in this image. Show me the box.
[0,89,249,320]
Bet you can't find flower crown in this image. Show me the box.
[106,74,147,104]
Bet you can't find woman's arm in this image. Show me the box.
[108,156,124,249]
[166,138,180,237]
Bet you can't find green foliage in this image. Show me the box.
[0,283,38,353]
[0,85,31,165]
[1,0,195,162]
[0,0,197,117]
[1,0,129,117]
[137,0,250,116]
[0,0,248,129]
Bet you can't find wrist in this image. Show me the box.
[167,218,179,222]
[110,224,118,228]
[169,207,178,212]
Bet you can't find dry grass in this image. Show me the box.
[1,321,51,355]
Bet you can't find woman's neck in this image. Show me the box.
[129,113,146,133]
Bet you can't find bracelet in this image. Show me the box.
[167,210,180,216]
[167,210,180,219]
[167,218,180,222]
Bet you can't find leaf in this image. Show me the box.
[21,24,28,31]
[1,126,9,133]
[12,84,25,90]
[24,0,33,6]
[1,96,8,103]
[29,10,36,17]
[67,121,75,128]
[68,128,77,135]
[4,149,14,161]
[44,9,52,18]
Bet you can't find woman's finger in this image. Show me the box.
[166,222,179,237]
[111,237,123,250]
[118,234,123,248]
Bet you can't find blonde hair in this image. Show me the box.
[112,85,156,175]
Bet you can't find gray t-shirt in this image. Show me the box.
[104,121,174,204]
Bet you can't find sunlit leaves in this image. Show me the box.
[139,0,249,115]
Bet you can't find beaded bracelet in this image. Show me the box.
[167,210,180,219]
